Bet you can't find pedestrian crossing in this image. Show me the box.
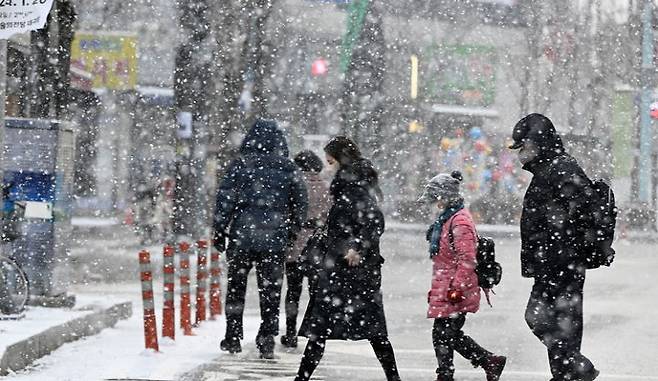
[179,348,326,381]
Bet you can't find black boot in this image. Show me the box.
[280,325,298,348]
[281,334,298,348]
[482,355,506,381]
[256,335,276,359]
[220,337,242,354]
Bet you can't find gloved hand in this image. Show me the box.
[447,289,465,304]
[212,230,227,252]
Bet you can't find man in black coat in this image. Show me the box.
[510,113,599,381]
[213,119,308,359]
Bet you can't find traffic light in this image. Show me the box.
[311,58,329,77]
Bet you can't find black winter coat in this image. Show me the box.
[521,147,595,279]
[213,120,308,255]
[299,159,388,341]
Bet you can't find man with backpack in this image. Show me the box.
[510,113,615,381]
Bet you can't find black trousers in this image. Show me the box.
[433,313,491,378]
[224,249,284,341]
[284,261,305,336]
[295,336,401,381]
[525,270,596,380]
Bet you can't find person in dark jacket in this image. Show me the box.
[280,150,331,349]
[213,119,308,359]
[510,113,599,381]
[295,136,401,381]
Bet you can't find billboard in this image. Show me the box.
[422,44,497,107]
[70,31,138,91]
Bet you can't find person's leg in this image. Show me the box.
[369,336,402,381]
[433,316,463,380]
[295,337,327,381]
[450,315,493,367]
[525,278,562,377]
[284,261,304,338]
[550,271,597,380]
[255,252,285,355]
[224,251,253,342]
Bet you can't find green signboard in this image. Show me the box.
[423,44,497,107]
[339,0,369,73]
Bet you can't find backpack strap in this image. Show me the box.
[447,216,455,253]
[447,215,460,291]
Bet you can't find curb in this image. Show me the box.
[0,301,133,376]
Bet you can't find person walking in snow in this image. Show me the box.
[418,171,506,381]
[212,119,308,359]
[295,136,401,381]
[280,150,331,349]
[509,113,600,381]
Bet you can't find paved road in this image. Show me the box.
[179,232,658,381]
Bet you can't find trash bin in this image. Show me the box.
[3,118,75,296]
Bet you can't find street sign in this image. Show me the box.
[0,0,55,40]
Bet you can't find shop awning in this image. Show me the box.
[430,104,499,118]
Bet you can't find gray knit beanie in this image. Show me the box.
[417,171,464,204]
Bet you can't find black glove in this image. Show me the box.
[212,230,227,252]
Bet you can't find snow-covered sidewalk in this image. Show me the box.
[3,289,260,381]
[1,294,131,377]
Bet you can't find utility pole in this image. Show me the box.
[638,0,654,205]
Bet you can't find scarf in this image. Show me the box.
[426,201,464,258]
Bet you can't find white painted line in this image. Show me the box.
[317,364,658,380]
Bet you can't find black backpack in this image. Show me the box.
[582,179,617,269]
[448,221,502,289]
[475,236,502,289]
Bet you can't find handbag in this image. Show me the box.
[298,225,328,273]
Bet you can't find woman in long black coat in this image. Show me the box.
[295,136,401,381]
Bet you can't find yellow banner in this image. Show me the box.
[71,32,137,90]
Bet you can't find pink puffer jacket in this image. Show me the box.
[427,209,481,319]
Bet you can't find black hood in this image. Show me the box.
[240,119,289,157]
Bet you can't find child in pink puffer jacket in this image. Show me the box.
[418,171,506,381]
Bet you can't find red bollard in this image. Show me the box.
[209,250,223,318]
[139,250,159,351]
[195,240,208,325]
[179,242,194,336]
[162,245,176,340]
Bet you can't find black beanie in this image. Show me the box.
[294,150,324,173]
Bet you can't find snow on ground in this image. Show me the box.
[0,293,131,352]
[4,290,261,381]
[4,232,657,380]
[0,308,88,351]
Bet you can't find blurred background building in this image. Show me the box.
[3,0,652,229]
